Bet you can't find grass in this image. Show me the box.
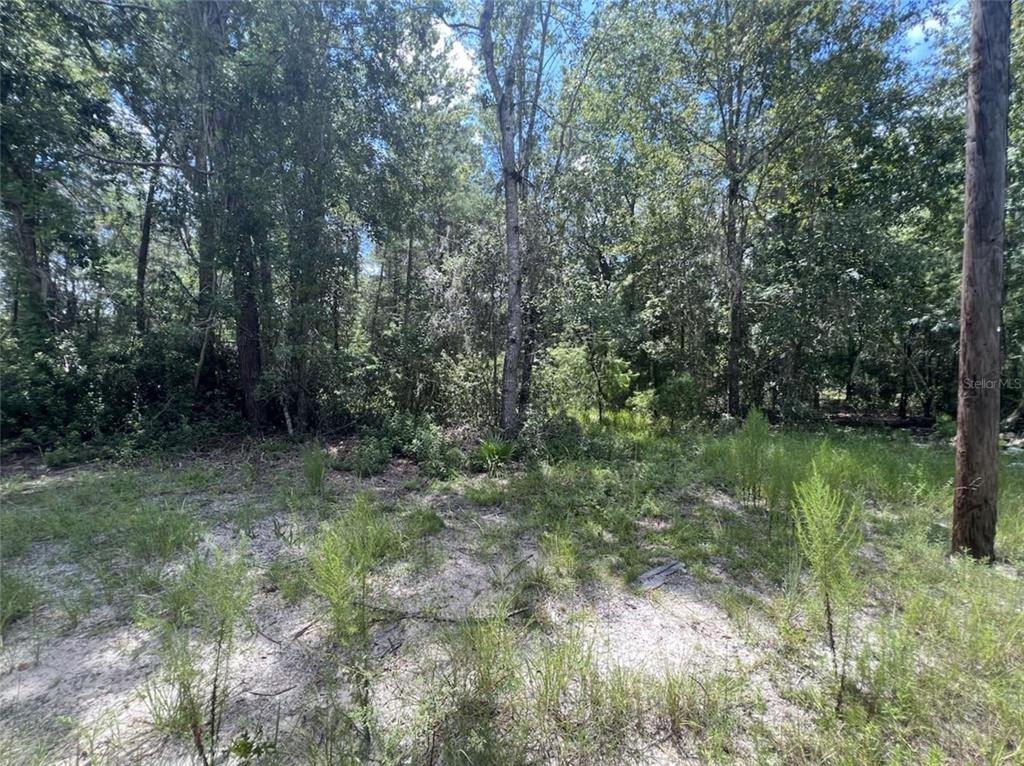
[417,612,748,764]
[140,546,254,763]
[0,570,38,641]
[1,419,1022,764]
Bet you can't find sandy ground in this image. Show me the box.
[0,456,809,765]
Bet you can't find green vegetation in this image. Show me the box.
[309,493,403,644]
[792,461,862,710]
[0,421,1021,763]
[301,444,329,496]
[0,571,37,643]
[141,548,254,764]
[1,0,1022,762]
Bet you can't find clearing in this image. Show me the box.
[1,420,1022,765]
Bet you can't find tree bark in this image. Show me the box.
[481,0,534,437]
[725,175,743,417]
[189,0,226,389]
[7,198,53,345]
[952,0,1011,562]
[369,244,386,340]
[234,230,264,431]
[518,301,539,417]
[135,160,160,334]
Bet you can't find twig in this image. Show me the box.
[291,621,316,640]
[254,625,283,646]
[355,600,460,624]
[247,684,297,697]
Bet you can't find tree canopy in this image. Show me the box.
[1,0,1020,453]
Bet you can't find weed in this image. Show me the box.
[309,493,401,643]
[266,557,311,605]
[339,437,391,478]
[405,507,445,539]
[464,478,506,506]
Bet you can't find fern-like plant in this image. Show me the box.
[793,462,861,710]
[733,408,771,507]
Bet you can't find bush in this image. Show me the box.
[517,411,585,460]
[701,409,773,506]
[309,493,401,644]
[379,414,463,479]
[469,438,516,473]
[654,373,704,425]
[340,437,392,478]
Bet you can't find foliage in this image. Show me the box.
[142,547,254,764]
[302,443,329,496]
[1,416,1023,762]
[469,437,516,473]
[308,493,402,644]
[793,460,863,709]
[339,437,392,478]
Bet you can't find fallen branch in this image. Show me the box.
[247,684,297,697]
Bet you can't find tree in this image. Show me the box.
[479,0,552,435]
[952,0,1012,562]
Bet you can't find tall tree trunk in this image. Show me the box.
[189,0,226,390]
[498,143,524,435]
[844,341,862,406]
[234,230,264,431]
[952,0,1011,562]
[7,199,52,346]
[135,161,160,334]
[725,175,743,417]
[518,302,538,416]
[369,244,386,340]
[481,0,533,437]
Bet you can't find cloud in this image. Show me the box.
[433,21,478,94]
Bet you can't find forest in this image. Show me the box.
[0,0,1022,764]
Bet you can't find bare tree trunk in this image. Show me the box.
[725,176,743,417]
[369,244,386,340]
[234,237,264,431]
[135,160,160,334]
[952,0,1011,562]
[844,340,862,406]
[190,0,226,390]
[481,0,534,437]
[498,141,524,435]
[402,233,415,335]
[7,199,52,344]
[518,302,539,417]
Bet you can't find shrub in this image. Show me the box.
[308,493,401,644]
[340,437,392,478]
[469,438,516,473]
[654,373,704,425]
[142,546,253,763]
[517,411,585,460]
